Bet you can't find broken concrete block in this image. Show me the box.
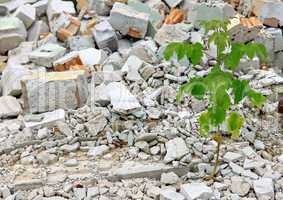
[28,20,49,41]
[21,70,88,113]
[0,16,27,54]
[0,96,22,118]
[93,0,111,16]
[32,0,48,17]
[24,109,65,128]
[229,16,263,43]
[129,39,159,64]
[154,23,192,46]
[181,183,213,200]
[7,41,35,66]
[164,0,183,8]
[106,82,142,114]
[92,20,118,52]
[109,2,149,38]
[0,5,8,16]
[47,0,76,21]
[53,48,106,72]
[252,0,283,26]
[187,3,235,26]
[2,65,32,96]
[68,35,95,51]
[128,0,164,37]
[122,55,144,81]
[13,4,36,28]
[56,13,81,42]
[160,190,185,200]
[164,137,189,163]
[164,9,185,25]
[37,33,58,47]
[29,43,66,68]
[265,28,283,52]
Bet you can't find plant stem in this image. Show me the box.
[211,133,222,178]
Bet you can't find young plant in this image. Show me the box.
[164,20,267,178]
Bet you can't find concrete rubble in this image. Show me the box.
[0,0,282,199]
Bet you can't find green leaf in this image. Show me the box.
[176,77,206,102]
[232,79,249,104]
[214,87,230,110]
[204,66,233,92]
[164,43,177,60]
[198,111,211,137]
[247,89,266,108]
[208,107,226,126]
[190,43,203,65]
[227,112,244,138]
[224,43,245,70]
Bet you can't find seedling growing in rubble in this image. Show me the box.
[164,20,267,179]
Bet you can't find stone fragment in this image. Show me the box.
[13,4,35,28]
[55,121,73,137]
[122,55,144,81]
[54,13,80,42]
[180,183,213,200]
[136,133,157,142]
[278,154,283,164]
[187,2,235,26]
[160,189,185,200]
[37,151,58,165]
[105,82,142,114]
[0,16,27,54]
[165,9,185,24]
[29,43,66,68]
[154,23,192,45]
[85,114,107,136]
[92,20,118,52]
[231,176,251,196]
[164,0,183,8]
[164,137,189,163]
[252,0,283,26]
[28,20,49,41]
[0,96,22,118]
[161,172,179,184]
[24,109,65,128]
[2,65,32,96]
[128,0,164,37]
[73,188,86,200]
[223,152,243,162]
[109,2,149,38]
[253,178,274,200]
[68,35,95,51]
[32,0,48,17]
[53,48,106,72]
[87,145,110,158]
[135,141,150,153]
[21,70,88,113]
[229,16,263,43]
[47,0,76,21]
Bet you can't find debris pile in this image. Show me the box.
[0,0,282,199]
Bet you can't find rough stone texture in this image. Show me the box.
[0,96,22,118]
[0,16,27,54]
[187,2,235,26]
[231,176,251,196]
[29,43,66,68]
[253,178,274,200]
[164,137,189,163]
[13,4,36,28]
[180,183,213,200]
[160,189,185,200]
[252,0,283,26]
[21,70,88,113]
[109,2,149,38]
[154,23,192,45]
[92,20,118,52]
[24,109,65,128]
[47,0,76,21]
[28,20,49,41]
[121,55,144,81]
